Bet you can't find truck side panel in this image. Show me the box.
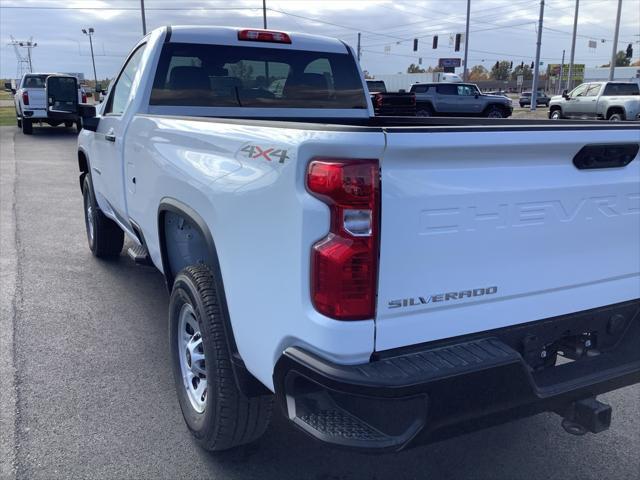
[124,114,385,389]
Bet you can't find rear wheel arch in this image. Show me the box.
[158,198,270,397]
[606,107,625,120]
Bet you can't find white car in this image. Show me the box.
[67,25,640,453]
[13,73,85,134]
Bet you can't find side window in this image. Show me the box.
[586,84,602,96]
[570,84,588,98]
[436,84,458,95]
[412,85,427,93]
[105,45,146,115]
[456,85,476,96]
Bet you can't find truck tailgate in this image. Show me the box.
[376,127,640,351]
[25,89,46,109]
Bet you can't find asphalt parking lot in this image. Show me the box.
[1,125,639,480]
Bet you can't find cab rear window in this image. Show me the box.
[150,43,368,109]
[603,83,639,96]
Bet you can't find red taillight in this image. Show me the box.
[375,94,384,107]
[307,159,380,320]
[22,91,29,106]
[81,92,87,103]
[238,29,291,44]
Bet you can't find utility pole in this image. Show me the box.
[530,0,544,111]
[463,0,471,81]
[82,28,99,90]
[558,49,565,94]
[263,0,267,29]
[567,0,578,90]
[140,0,147,35]
[357,33,361,62]
[609,0,622,81]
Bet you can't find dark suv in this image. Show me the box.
[519,91,550,107]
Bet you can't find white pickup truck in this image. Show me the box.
[59,26,639,452]
[13,73,85,134]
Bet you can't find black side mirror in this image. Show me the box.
[562,89,569,99]
[79,104,99,132]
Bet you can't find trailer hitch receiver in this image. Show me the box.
[560,397,612,436]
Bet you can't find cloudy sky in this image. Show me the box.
[1,0,638,80]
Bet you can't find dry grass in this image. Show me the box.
[0,106,16,126]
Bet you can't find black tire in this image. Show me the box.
[64,121,73,128]
[21,118,33,135]
[608,112,624,122]
[82,174,124,258]
[75,120,83,134]
[416,104,433,117]
[16,110,22,128]
[550,108,563,120]
[484,105,505,118]
[169,265,273,451]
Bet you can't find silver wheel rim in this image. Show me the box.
[551,111,560,119]
[609,116,620,122]
[85,199,95,244]
[178,303,207,413]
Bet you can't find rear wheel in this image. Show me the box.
[608,112,624,122]
[485,106,505,118]
[170,265,273,451]
[416,104,433,117]
[82,174,124,258]
[21,118,33,135]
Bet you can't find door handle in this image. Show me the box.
[105,128,116,142]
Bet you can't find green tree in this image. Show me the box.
[600,51,632,68]
[407,63,426,73]
[490,60,512,81]
[468,65,489,81]
[511,64,533,81]
[426,65,444,73]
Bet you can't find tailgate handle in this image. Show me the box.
[573,144,639,170]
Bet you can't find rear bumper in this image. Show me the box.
[273,300,640,452]
[22,109,48,119]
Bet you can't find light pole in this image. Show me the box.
[567,0,579,91]
[82,28,99,91]
[463,0,471,82]
[140,0,147,35]
[609,0,623,81]
[262,0,267,29]
[530,0,544,111]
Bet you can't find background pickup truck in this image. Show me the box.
[62,26,639,453]
[13,73,85,134]
[366,80,416,116]
[549,81,640,121]
[411,82,513,118]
